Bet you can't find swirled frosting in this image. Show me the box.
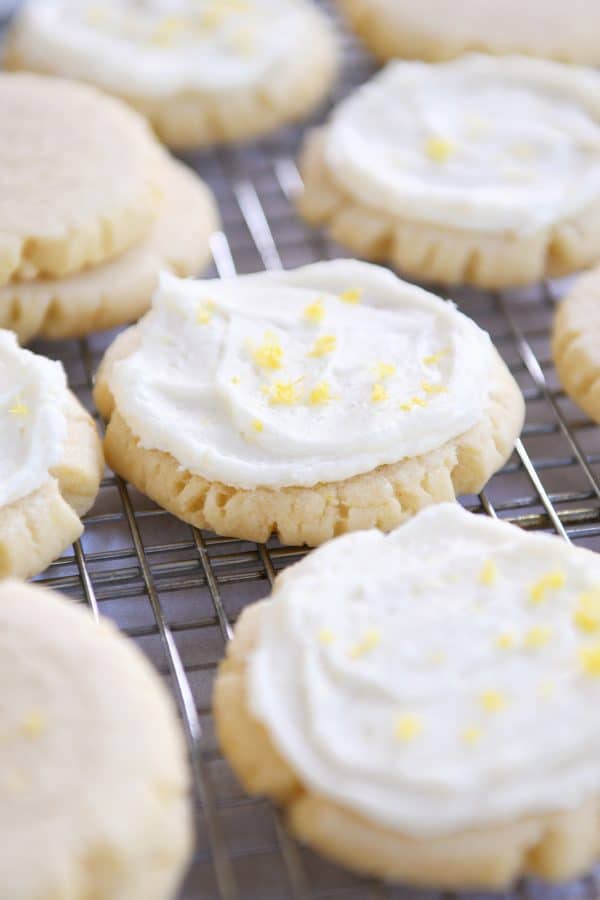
[12,0,316,95]
[248,504,600,835]
[105,261,494,489]
[325,55,600,234]
[0,330,68,508]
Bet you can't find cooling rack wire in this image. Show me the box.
[4,3,600,898]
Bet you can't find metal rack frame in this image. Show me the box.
[12,5,600,899]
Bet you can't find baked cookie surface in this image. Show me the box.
[214,503,600,887]
[0,159,218,343]
[336,0,600,65]
[0,330,103,577]
[6,0,338,148]
[298,55,600,288]
[0,578,193,900]
[94,260,523,545]
[0,73,165,286]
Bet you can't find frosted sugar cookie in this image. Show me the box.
[0,160,218,343]
[6,0,338,149]
[298,55,600,288]
[214,503,600,887]
[0,579,192,900]
[0,73,166,287]
[336,0,600,65]
[552,267,600,423]
[0,331,103,578]
[94,260,523,546]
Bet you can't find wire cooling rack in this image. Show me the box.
[5,3,600,898]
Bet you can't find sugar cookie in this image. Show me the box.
[94,260,523,546]
[298,56,600,288]
[0,578,192,900]
[215,503,600,888]
[336,0,600,65]
[0,331,103,577]
[0,73,166,286]
[6,0,338,149]
[552,267,600,423]
[0,160,218,343]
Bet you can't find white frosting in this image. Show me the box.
[14,0,312,95]
[0,330,68,508]
[249,504,600,836]
[106,261,493,490]
[325,55,600,234]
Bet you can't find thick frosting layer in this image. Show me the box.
[14,0,312,95]
[0,330,68,508]
[249,504,600,836]
[325,55,600,234]
[106,261,493,489]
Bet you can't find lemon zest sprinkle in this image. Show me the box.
[425,136,456,162]
[340,288,362,304]
[317,628,335,645]
[479,559,497,586]
[309,334,336,357]
[374,362,396,380]
[529,570,565,605]
[8,399,29,417]
[423,348,450,366]
[266,380,302,406]
[309,382,332,406]
[580,644,600,677]
[21,711,46,739]
[574,592,600,633]
[348,628,380,659]
[421,381,448,395]
[371,383,388,404]
[303,299,325,324]
[479,690,507,713]
[253,333,284,370]
[394,713,422,742]
[461,725,483,746]
[252,419,263,432]
[523,625,553,650]
[495,633,515,650]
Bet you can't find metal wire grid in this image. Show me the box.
[5,6,599,900]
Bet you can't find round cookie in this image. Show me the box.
[298,55,600,289]
[552,267,600,422]
[335,0,600,65]
[214,503,600,888]
[6,0,338,150]
[0,578,193,900]
[0,73,166,287]
[94,260,524,546]
[0,160,218,344]
[0,330,103,578]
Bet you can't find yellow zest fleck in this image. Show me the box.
[529,570,565,605]
[423,348,449,366]
[21,711,46,739]
[309,382,332,406]
[479,559,497,586]
[479,690,507,713]
[421,381,448,395]
[309,334,336,357]
[579,644,600,677]
[399,395,427,412]
[303,299,325,324]
[150,15,185,46]
[512,142,536,160]
[231,376,241,385]
[197,300,215,325]
[424,136,456,163]
[371,383,388,404]
[394,713,423,743]
[266,380,302,406]
[8,399,29,417]
[461,725,482,746]
[253,333,284,370]
[374,362,396,380]
[317,628,335,645]
[348,628,381,659]
[495,632,515,650]
[252,419,263,433]
[574,592,600,633]
[340,288,362,304]
[523,625,553,650]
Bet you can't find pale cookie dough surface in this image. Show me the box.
[0,579,193,900]
[0,331,103,577]
[0,160,218,343]
[552,267,600,423]
[298,56,600,287]
[94,261,524,545]
[214,504,600,887]
[6,0,338,148]
[0,73,166,286]
[336,0,600,65]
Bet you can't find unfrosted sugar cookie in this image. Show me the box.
[214,503,600,887]
[0,331,103,578]
[298,55,600,288]
[6,0,338,149]
[0,73,166,287]
[335,0,600,65]
[94,260,523,546]
[0,579,193,900]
